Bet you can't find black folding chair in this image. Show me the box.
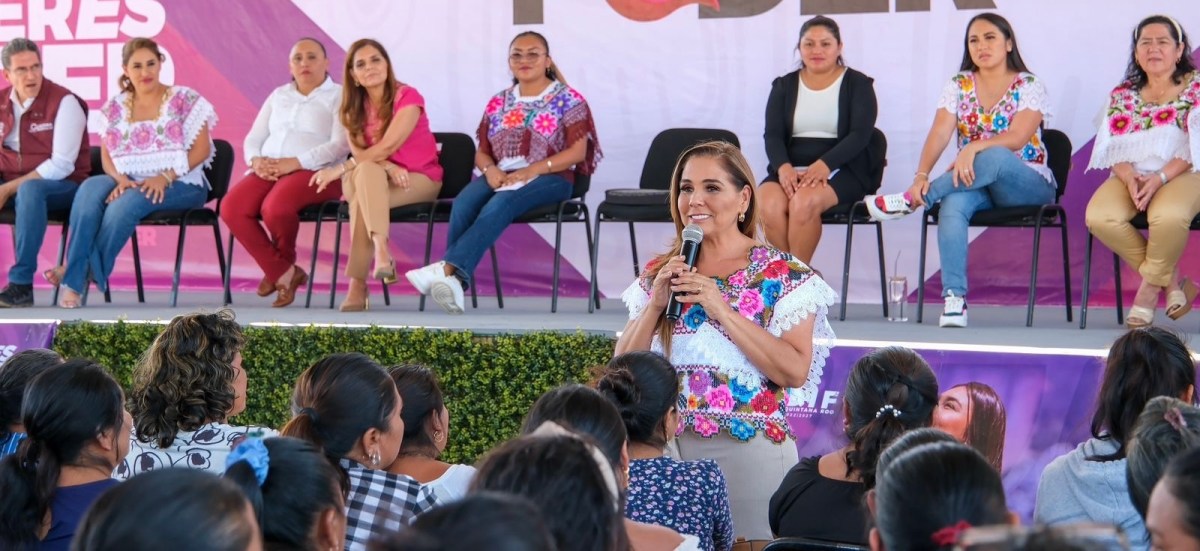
[763,537,868,551]
[222,199,342,307]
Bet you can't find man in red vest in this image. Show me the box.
[0,38,90,307]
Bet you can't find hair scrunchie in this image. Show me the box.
[227,437,270,487]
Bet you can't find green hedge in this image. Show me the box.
[53,322,617,463]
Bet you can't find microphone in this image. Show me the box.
[666,224,704,321]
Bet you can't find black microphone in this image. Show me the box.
[666,224,705,321]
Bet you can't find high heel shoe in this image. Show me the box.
[373,259,398,285]
[1166,277,1198,321]
[339,297,370,312]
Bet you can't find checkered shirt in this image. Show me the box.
[340,458,440,550]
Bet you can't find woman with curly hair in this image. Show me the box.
[116,309,275,479]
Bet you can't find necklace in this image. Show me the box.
[124,85,171,123]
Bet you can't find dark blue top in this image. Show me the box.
[625,456,734,551]
[41,478,121,550]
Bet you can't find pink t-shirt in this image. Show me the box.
[364,84,443,182]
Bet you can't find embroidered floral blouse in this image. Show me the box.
[99,85,218,187]
[622,246,837,443]
[1088,71,1200,174]
[475,80,602,180]
[938,71,1054,184]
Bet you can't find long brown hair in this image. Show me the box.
[959,382,1007,472]
[118,37,165,95]
[341,38,399,150]
[645,141,757,357]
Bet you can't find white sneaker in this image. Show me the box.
[939,292,968,328]
[405,261,446,295]
[429,275,464,315]
[865,192,914,221]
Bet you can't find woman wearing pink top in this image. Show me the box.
[310,38,442,312]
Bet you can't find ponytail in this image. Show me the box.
[547,61,566,85]
[279,410,326,458]
[0,438,57,547]
[282,353,398,464]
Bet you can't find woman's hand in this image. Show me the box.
[952,144,979,187]
[1133,173,1164,211]
[105,176,139,204]
[382,161,410,189]
[250,157,275,181]
[483,166,506,189]
[140,175,170,204]
[672,269,728,323]
[502,166,541,188]
[799,160,831,188]
[269,157,302,179]
[777,164,799,198]
[309,165,344,194]
[648,255,689,312]
[906,175,930,208]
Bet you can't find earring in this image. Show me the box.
[738,212,746,223]
[433,430,442,442]
[369,450,381,467]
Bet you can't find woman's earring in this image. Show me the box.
[738,212,746,223]
[434,430,443,442]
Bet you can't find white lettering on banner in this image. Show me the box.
[789,390,840,418]
[0,345,15,363]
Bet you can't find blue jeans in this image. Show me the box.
[62,175,208,293]
[923,147,1055,298]
[444,174,572,289]
[9,179,78,284]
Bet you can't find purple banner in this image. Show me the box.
[0,322,58,361]
[787,344,1105,523]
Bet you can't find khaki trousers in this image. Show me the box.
[1085,173,1200,287]
[341,161,441,280]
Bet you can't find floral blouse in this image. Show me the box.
[476,80,602,179]
[938,71,1054,184]
[99,85,218,187]
[622,246,837,443]
[626,456,734,551]
[1088,71,1200,174]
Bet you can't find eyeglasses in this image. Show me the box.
[953,523,1128,551]
[509,52,545,63]
[8,64,42,78]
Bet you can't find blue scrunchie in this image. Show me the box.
[227,437,270,487]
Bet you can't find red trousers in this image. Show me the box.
[221,170,342,282]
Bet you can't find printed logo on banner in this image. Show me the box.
[787,389,841,419]
[513,0,995,23]
[0,345,17,363]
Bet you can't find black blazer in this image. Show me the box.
[763,67,879,183]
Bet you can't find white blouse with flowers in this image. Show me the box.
[1088,71,1200,174]
[99,85,217,187]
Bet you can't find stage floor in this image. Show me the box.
[0,288,1185,352]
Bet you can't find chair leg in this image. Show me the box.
[418,216,436,312]
[591,217,603,314]
[628,222,640,278]
[170,225,188,308]
[224,231,235,305]
[839,215,854,322]
[875,221,888,319]
[551,217,565,314]
[382,280,391,306]
[52,222,68,306]
[584,208,597,313]
[305,215,325,309]
[214,223,229,306]
[132,231,145,303]
[491,245,503,309]
[1081,232,1093,329]
[1114,251,1124,324]
[1025,220,1044,327]
[1059,216,1072,323]
[328,218,343,310]
[916,217,929,324]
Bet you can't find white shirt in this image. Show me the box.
[425,463,476,502]
[243,76,348,170]
[3,88,87,181]
[791,71,843,139]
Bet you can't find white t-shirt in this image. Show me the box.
[425,463,477,502]
[113,421,278,479]
[792,71,844,139]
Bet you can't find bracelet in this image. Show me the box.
[914,171,929,180]
[546,159,553,173]
[480,164,494,174]
[1158,170,1170,184]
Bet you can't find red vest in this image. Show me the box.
[0,79,91,182]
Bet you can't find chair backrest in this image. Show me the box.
[205,139,235,203]
[639,128,741,191]
[434,132,477,200]
[89,146,103,177]
[762,537,869,551]
[1041,128,1072,199]
[868,128,888,193]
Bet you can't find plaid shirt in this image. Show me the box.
[340,458,440,550]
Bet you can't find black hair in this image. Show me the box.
[0,359,125,548]
[509,31,564,84]
[1161,446,1200,541]
[1123,15,1196,89]
[843,346,939,489]
[596,352,679,450]
[1089,327,1197,461]
[472,433,629,551]
[225,436,348,551]
[522,384,628,468]
[281,353,399,462]
[0,348,63,442]
[874,427,959,490]
[369,492,557,551]
[1126,396,1200,520]
[72,468,258,551]
[873,442,1010,551]
[294,36,327,57]
[958,13,1030,73]
[797,15,845,66]
[389,365,446,455]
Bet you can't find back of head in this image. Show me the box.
[73,468,258,551]
[388,364,445,453]
[961,382,1007,472]
[0,348,63,440]
[281,352,397,460]
[874,427,959,489]
[369,492,556,551]
[1160,446,1200,542]
[224,436,347,550]
[595,352,678,449]
[522,384,628,468]
[131,309,245,448]
[1091,327,1196,461]
[1,358,125,548]
[874,442,1009,551]
[472,433,626,551]
[954,524,1129,551]
[1127,396,1200,519]
[844,346,939,488]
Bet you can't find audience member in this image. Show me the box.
[281,352,438,551]
[369,492,557,551]
[1126,397,1200,521]
[1035,326,1197,549]
[0,359,130,550]
[222,37,349,308]
[952,523,1130,551]
[0,348,63,457]
[72,468,262,551]
[1146,447,1200,551]
[596,351,734,551]
[385,364,476,501]
[933,382,1007,471]
[770,346,938,544]
[118,309,275,479]
[873,428,958,488]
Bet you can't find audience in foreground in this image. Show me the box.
[0,348,63,457]
[1146,447,1200,551]
[385,365,476,502]
[370,492,557,551]
[1126,397,1200,525]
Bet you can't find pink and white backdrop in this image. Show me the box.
[1,0,1198,306]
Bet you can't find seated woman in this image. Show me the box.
[597,351,734,551]
[117,309,275,479]
[281,352,438,550]
[0,359,131,550]
[385,365,476,501]
[225,437,347,551]
[933,382,1007,471]
[1147,447,1200,550]
[369,492,556,551]
[1126,397,1200,525]
[864,13,1055,328]
[74,468,261,551]
[405,31,601,314]
[769,346,938,544]
[311,39,442,312]
[221,37,349,308]
[1084,15,1200,328]
[759,15,880,263]
[0,348,63,458]
[1035,327,1197,547]
[50,37,217,308]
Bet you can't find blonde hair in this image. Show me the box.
[118,37,165,95]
